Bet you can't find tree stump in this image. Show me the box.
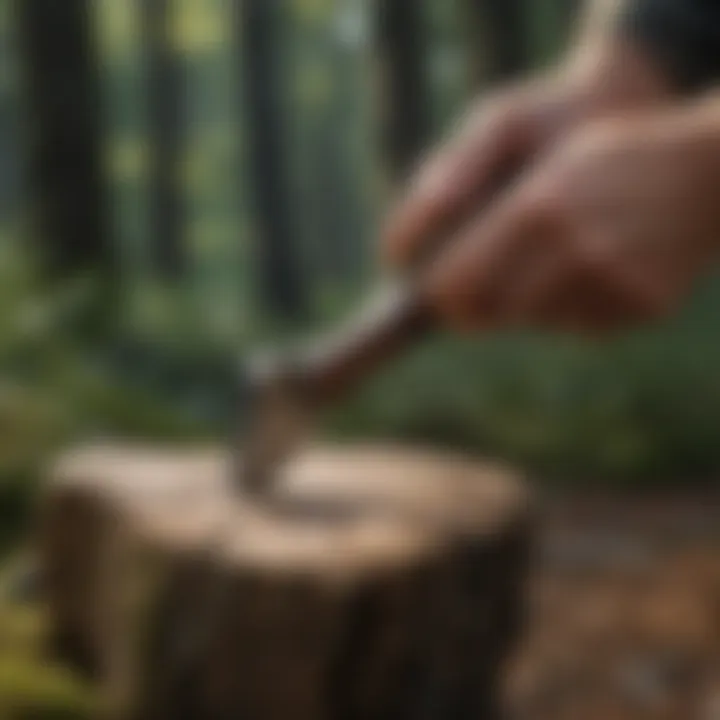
[39,443,533,720]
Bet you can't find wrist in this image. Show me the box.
[564,34,676,114]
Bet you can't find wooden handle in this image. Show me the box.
[292,281,434,407]
[284,154,522,410]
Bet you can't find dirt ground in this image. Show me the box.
[506,493,720,720]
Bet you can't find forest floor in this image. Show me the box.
[506,491,720,720]
[3,488,720,719]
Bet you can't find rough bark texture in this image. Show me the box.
[16,0,110,276]
[373,0,431,189]
[40,444,534,720]
[237,0,307,321]
[141,0,186,279]
[464,0,529,87]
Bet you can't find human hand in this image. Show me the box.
[383,36,672,270]
[422,98,720,334]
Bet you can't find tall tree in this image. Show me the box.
[0,16,16,222]
[556,0,583,47]
[373,0,431,189]
[16,0,110,276]
[237,0,307,322]
[312,87,361,290]
[141,0,186,280]
[303,23,364,295]
[0,90,15,221]
[464,0,529,87]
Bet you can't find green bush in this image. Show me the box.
[0,240,214,556]
[0,658,95,720]
[327,276,720,484]
[0,602,96,720]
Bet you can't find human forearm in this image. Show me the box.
[571,0,720,94]
[563,0,676,111]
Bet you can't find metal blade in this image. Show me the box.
[232,351,314,495]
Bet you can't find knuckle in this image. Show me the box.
[521,173,579,242]
[569,240,611,278]
[553,120,629,185]
[457,88,527,145]
[563,121,617,159]
[411,152,454,198]
[534,178,572,221]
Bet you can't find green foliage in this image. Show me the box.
[0,599,96,720]
[0,658,95,720]
[328,277,720,484]
[0,239,213,555]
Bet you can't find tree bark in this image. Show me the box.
[41,444,534,720]
[0,93,16,220]
[141,0,186,280]
[237,0,307,322]
[307,79,362,291]
[557,0,583,46]
[373,0,431,189]
[16,0,111,276]
[464,0,529,88]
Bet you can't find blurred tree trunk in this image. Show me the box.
[237,0,307,322]
[316,115,359,289]
[310,46,362,293]
[0,22,16,221]
[0,94,15,220]
[557,0,583,45]
[373,0,431,189]
[141,0,186,280]
[16,0,111,277]
[463,0,529,87]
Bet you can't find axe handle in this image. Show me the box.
[296,282,434,407]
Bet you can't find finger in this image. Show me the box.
[473,216,614,334]
[538,273,629,336]
[383,104,528,271]
[567,235,676,329]
[529,247,674,337]
[423,186,540,331]
[494,233,570,328]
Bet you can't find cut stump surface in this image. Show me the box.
[41,443,533,720]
